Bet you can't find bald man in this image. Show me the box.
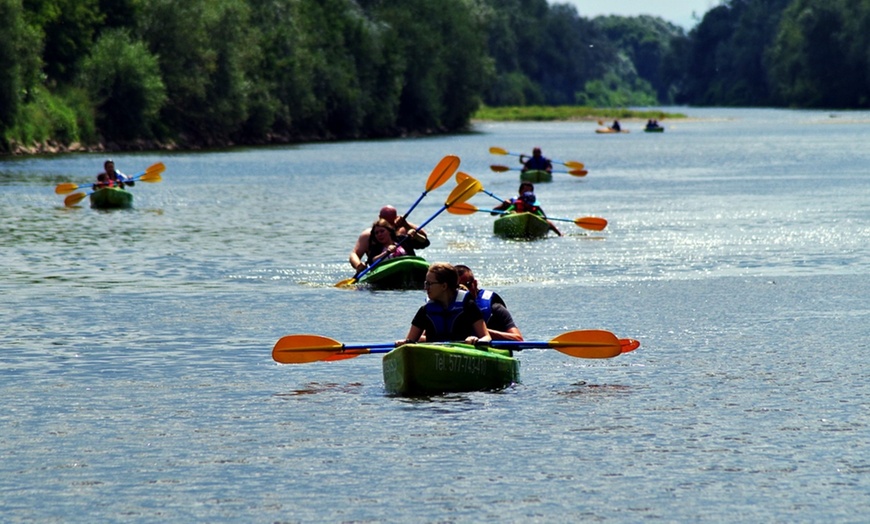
[349,206,430,272]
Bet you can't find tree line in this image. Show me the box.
[1,0,867,154]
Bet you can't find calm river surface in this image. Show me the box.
[2,108,868,522]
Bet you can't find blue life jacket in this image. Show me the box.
[476,289,495,322]
[424,289,470,337]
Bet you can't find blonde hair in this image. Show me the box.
[427,262,459,290]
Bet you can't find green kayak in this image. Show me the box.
[520,169,552,183]
[644,126,664,133]
[358,255,429,290]
[493,212,551,239]
[89,187,133,209]
[383,342,520,396]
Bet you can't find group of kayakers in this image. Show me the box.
[346,147,578,347]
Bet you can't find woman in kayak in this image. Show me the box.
[364,219,406,268]
[397,262,492,346]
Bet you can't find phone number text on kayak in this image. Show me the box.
[434,353,488,375]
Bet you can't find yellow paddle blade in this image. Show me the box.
[563,161,584,169]
[446,177,482,207]
[426,155,460,192]
[146,162,166,175]
[569,169,588,177]
[489,146,509,155]
[272,334,349,363]
[490,164,511,172]
[448,201,478,215]
[549,329,622,358]
[575,217,607,231]
[64,192,87,207]
[335,276,358,288]
[55,182,82,194]
[139,172,163,183]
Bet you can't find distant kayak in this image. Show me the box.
[644,126,665,133]
[519,169,552,183]
[90,187,133,209]
[596,127,630,134]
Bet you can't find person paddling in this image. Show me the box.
[94,159,134,189]
[505,192,563,236]
[519,147,553,174]
[491,182,536,214]
[349,205,429,272]
[455,265,523,341]
[396,262,491,346]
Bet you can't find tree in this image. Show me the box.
[78,28,166,140]
[0,0,42,134]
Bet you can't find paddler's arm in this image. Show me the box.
[349,230,370,271]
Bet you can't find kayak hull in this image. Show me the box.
[644,127,664,133]
[90,187,133,209]
[383,343,520,396]
[520,169,553,183]
[596,128,630,134]
[493,212,551,239]
[358,255,429,290]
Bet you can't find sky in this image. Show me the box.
[560,1,722,30]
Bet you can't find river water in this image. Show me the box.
[2,108,868,522]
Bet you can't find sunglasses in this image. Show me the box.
[423,280,442,289]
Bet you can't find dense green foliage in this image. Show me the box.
[3,0,870,152]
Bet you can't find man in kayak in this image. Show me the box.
[504,191,563,237]
[396,262,491,346]
[519,147,553,174]
[349,205,430,272]
[94,159,134,189]
[455,265,524,341]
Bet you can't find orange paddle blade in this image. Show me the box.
[489,164,511,172]
[273,334,349,363]
[549,329,622,358]
[575,217,607,231]
[426,155,460,192]
[569,169,588,177]
[620,338,641,353]
[448,201,479,215]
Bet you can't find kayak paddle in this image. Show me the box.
[55,162,165,194]
[402,155,460,219]
[448,202,607,231]
[62,171,164,207]
[490,164,587,177]
[272,329,637,364]
[489,146,584,170]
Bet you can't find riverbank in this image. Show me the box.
[471,105,686,122]
[3,106,684,156]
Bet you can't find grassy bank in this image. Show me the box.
[472,105,686,122]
